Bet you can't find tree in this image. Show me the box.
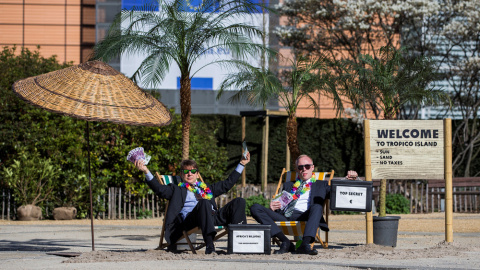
[273,0,442,118]
[342,46,448,120]
[274,0,480,177]
[93,0,270,160]
[341,46,449,217]
[435,1,480,177]
[0,46,72,165]
[218,54,342,161]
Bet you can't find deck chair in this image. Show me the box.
[272,168,334,249]
[155,172,228,254]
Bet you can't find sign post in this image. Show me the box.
[364,120,373,244]
[364,119,452,244]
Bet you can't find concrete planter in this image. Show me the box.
[53,207,77,220]
[17,205,42,221]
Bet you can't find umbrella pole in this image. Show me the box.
[86,121,95,251]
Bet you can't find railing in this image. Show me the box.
[2,178,479,220]
[369,178,480,213]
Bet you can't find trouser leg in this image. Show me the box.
[292,204,323,238]
[183,199,217,240]
[250,203,287,237]
[216,197,247,225]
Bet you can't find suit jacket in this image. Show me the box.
[146,170,241,244]
[282,179,330,207]
[282,179,330,231]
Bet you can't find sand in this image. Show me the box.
[2,212,479,269]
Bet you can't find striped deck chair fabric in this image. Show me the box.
[273,168,334,249]
[156,173,227,254]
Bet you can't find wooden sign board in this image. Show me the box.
[369,120,444,179]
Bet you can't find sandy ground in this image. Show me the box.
[1,213,479,269]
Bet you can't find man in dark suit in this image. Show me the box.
[250,154,357,255]
[135,153,250,254]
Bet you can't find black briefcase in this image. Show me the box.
[330,180,373,212]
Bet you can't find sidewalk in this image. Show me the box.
[1,213,479,269]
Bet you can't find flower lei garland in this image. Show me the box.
[290,172,316,200]
[178,181,213,200]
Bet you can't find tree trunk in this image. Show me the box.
[286,114,300,163]
[379,178,387,217]
[179,74,191,160]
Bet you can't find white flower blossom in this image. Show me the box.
[344,108,364,127]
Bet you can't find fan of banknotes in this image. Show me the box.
[127,147,151,165]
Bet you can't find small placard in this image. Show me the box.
[227,224,271,254]
[335,186,368,209]
[330,180,373,212]
[232,230,264,253]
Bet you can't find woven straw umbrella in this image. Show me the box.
[12,60,172,251]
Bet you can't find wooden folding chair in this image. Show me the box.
[155,172,228,254]
[272,168,334,249]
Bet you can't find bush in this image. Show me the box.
[385,193,410,214]
[331,211,361,215]
[0,149,60,206]
[245,195,270,216]
[136,209,153,219]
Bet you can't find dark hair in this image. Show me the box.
[180,159,199,170]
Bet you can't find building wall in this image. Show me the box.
[0,0,96,64]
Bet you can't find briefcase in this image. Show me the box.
[330,180,373,212]
[227,224,271,254]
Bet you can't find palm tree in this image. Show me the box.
[341,46,450,217]
[218,55,343,161]
[93,0,269,160]
[343,46,448,120]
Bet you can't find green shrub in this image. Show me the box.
[385,193,410,214]
[0,149,60,206]
[136,209,153,219]
[331,211,361,215]
[245,195,270,216]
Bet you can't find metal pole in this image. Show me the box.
[241,116,246,187]
[364,119,373,244]
[86,121,95,251]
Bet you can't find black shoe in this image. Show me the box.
[296,244,318,255]
[205,246,216,255]
[274,240,293,254]
[319,224,330,232]
[166,244,177,252]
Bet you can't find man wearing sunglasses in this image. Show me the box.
[135,152,250,254]
[250,154,337,255]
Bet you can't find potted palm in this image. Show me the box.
[343,46,449,246]
[1,150,60,220]
[218,54,342,162]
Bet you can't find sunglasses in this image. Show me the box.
[182,169,198,174]
[297,164,313,171]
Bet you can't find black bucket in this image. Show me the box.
[373,216,401,247]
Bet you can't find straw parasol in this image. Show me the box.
[13,60,172,126]
[12,60,172,251]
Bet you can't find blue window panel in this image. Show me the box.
[122,0,159,11]
[122,0,267,12]
[177,77,213,90]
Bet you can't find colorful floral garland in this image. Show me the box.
[290,172,316,200]
[178,181,213,200]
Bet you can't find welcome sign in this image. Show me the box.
[369,120,444,179]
